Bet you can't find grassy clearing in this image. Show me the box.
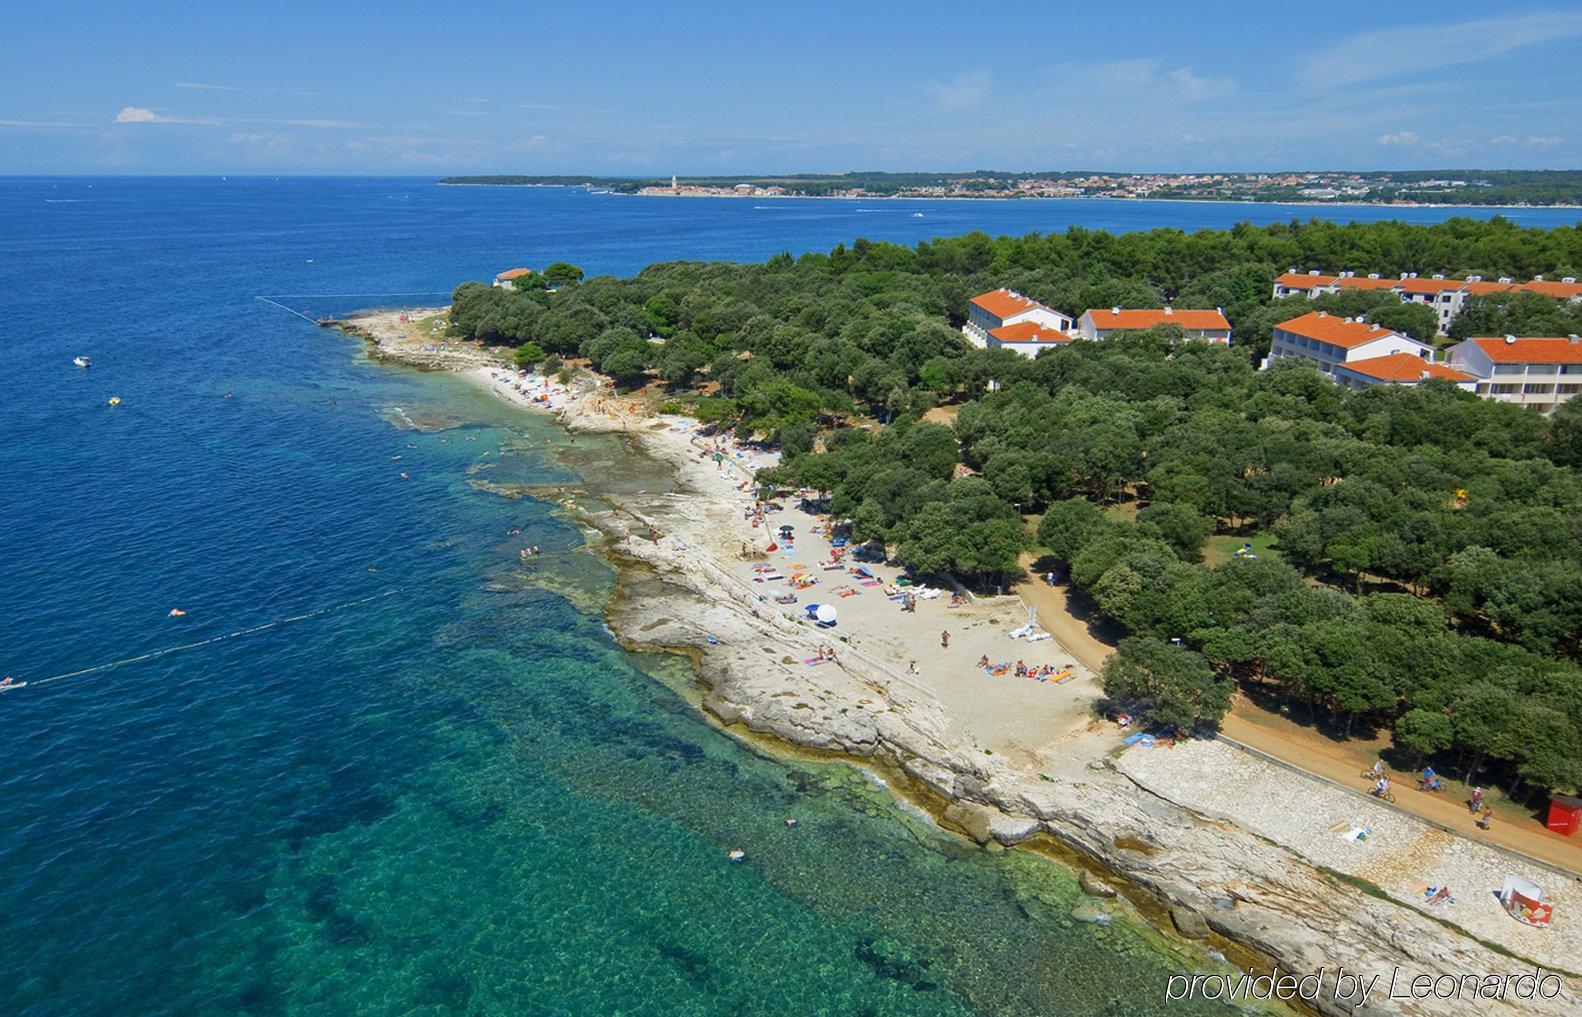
[1202,531,1280,568]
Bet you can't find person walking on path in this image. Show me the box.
[940,630,950,649]
[1477,806,1494,831]
[1469,787,1485,813]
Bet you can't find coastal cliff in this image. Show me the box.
[566,414,1579,1017]
[336,312,1579,1016]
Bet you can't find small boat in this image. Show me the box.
[911,213,924,218]
[107,396,122,406]
[0,679,25,693]
[73,356,91,368]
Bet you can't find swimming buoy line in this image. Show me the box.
[17,588,405,693]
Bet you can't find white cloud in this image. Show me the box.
[1298,12,1582,89]
[1525,135,1562,147]
[174,81,238,91]
[0,117,86,129]
[1088,59,1233,102]
[922,70,990,113]
[1376,130,1419,146]
[115,106,361,129]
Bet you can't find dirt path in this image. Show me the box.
[1222,699,1582,875]
[1012,555,1582,874]
[1012,559,1116,674]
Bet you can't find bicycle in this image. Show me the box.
[1371,787,1397,804]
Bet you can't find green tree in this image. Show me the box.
[1102,637,1232,731]
[543,262,585,287]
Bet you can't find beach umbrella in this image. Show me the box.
[815,604,837,625]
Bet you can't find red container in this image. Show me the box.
[1546,794,1582,836]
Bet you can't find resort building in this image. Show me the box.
[1272,269,1582,336]
[1075,307,1231,342]
[1330,354,1476,392]
[1264,311,1433,377]
[494,268,534,290]
[964,289,1073,348]
[1446,335,1582,414]
[985,321,1078,358]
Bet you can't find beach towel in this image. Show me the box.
[1122,733,1155,748]
[1026,632,1051,642]
[1054,673,1077,685]
[860,580,881,588]
[837,590,858,598]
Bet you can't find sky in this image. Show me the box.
[3,1,1580,175]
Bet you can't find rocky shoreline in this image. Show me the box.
[335,310,1579,1016]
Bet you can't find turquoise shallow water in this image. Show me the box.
[7,178,1563,1015]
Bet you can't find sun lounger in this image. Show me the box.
[1026,632,1051,642]
[916,588,942,600]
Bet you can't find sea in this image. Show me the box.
[2,177,1576,1017]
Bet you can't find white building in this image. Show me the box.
[1075,307,1231,342]
[1272,270,1582,336]
[964,289,1073,348]
[986,321,1078,358]
[494,268,534,290]
[1265,311,1433,376]
[1446,335,1582,414]
[1331,354,1475,392]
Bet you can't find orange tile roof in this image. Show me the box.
[969,288,1042,320]
[1273,311,1404,350]
[1339,353,1473,384]
[495,268,534,279]
[989,322,1074,345]
[1274,272,1337,289]
[1332,276,1401,291]
[1466,337,1582,364]
[1462,280,1516,296]
[1519,280,1582,300]
[1397,277,1468,295]
[1083,308,1230,331]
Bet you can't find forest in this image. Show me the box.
[446,216,1582,796]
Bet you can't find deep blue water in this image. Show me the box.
[2,178,1574,1017]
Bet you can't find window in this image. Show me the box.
[1557,384,1581,395]
[1489,383,1520,394]
[1493,364,1524,375]
[1561,365,1582,375]
[1524,384,1555,395]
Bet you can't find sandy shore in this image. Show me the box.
[352,324,1582,1015]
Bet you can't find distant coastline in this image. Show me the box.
[436,181,1582,212]
[438,170,1582,210]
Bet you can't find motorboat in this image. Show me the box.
[73,355,91,368]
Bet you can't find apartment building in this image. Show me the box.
[1330,353,1475,392]
[1446,335,1582,414]
[985,321,1078,358]
[964,289,1073,348]
[1271,269,1582,336]
[1265,311,1433,376]
[1075,306,1231,342]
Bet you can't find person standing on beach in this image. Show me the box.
[940,630,950,649]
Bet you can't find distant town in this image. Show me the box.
[440,170,1582,206]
